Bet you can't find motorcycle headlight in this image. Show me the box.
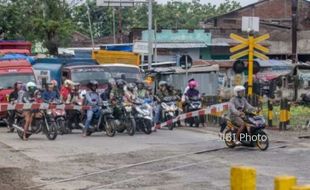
[161,103,168,110]
[125,106,132,112]
[47,110,52,115]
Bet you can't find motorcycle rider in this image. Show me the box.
[110,79,126,102]
[136,80,148,99]
[60,79,73,104]
[83,80,101,137]
[101,78,116,101]
[42,82,59,102]
[67,82,83,130]
[182,78,196,102]
[7,81,23,132]
[110,79,127,121]
[154,81,169,125]
[229,85,257,144]
[17,82,38,141]
[124,83,137,102]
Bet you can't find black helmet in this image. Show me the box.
[88,80,98,90]
[116,79,126,88]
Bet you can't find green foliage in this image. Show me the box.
[72,0,241,37]
[0,0,75,55]
[0,0,241,54]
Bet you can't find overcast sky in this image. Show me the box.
[156,0,258,6]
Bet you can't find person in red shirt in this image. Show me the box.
[60,80,73,103]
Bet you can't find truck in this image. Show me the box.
[92,50,142,83]
[0,41,36,121]
[33,58,111,91]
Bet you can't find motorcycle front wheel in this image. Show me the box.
[166,115,174,131]
[105,119,116,137]
[44,121,58,140]
[142,119,152,135]
[56,118,66,135]
[126,117,136,136]
[16,119,32,140]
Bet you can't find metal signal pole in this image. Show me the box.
[147,0,153,70]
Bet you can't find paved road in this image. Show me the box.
[0,127,309,190]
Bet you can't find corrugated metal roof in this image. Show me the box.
[255,59,293,68]
[154,42,207,49]
[156,64,219,74]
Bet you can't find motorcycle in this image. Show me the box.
[114,99,136,136]
[79,101,116,137]
[49,100,70,135]
[223,111,269,151]
[133,98,153,135]
[185,96,204,127]
[160,96,179,130]
[13,109,58,140]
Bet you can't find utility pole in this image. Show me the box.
[118,7,122,43]
[291,0,298,64]
[147,0,153,70]
[87,4,95,49]
[112,8,116,44]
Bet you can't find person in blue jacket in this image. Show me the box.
[42,82,59,102]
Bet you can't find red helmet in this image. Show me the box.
[188,80,198,89]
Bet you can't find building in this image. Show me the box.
[134,29,212,64]
[202,0,310,61]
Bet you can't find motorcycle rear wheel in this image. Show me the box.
[126,118,136,136]
[224,130,236,148]
[142,119,152,135]
[256,130,269,151]
[56,118,66,135]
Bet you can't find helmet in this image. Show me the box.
[189,80,198,89]
[26,82,37,92]
[73,82,80,90]
[116,79,126,88]
[127,83,136,92]
[233,85,246,97]
[88,80,98,90]
[64,79,73,87]
[14,81,23,89]
[159,81,167,86]
[108,78,116,86]
[136,80,144,89]
[51,80,58,87]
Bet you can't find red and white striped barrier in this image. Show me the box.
[155,102,230,129]
[0,103,91,112]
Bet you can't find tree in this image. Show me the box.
[71,0,241,37]
[0,0,75,55]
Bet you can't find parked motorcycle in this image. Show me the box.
[160,96,179,130]
[133,98,153,134]
[79,101,116,137]
[185,96,204,127]
[114,99,136,136]
[223,111,269,151]
[13,109,58,140]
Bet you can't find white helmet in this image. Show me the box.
[233,85,245,96]
[26,82,37,92]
